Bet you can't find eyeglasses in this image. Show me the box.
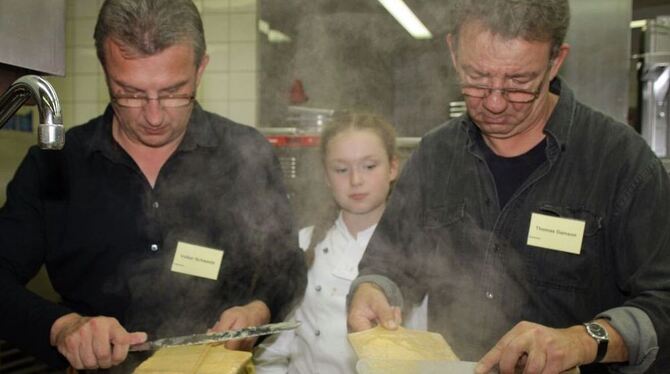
[460,84,542,104]
[458,66,551,104]
[111,93,195,108]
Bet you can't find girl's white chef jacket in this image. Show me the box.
[254,213,427,374]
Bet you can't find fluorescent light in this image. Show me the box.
[258,19,292,43]
[268,30,291,43]
[258,20,270,34]
[378,0,432,39]
[630,19,647,29]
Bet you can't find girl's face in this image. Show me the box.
[324,129,398,224]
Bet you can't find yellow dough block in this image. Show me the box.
[348,326,459,361]
[134,344,254,374]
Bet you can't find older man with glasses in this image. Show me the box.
[0,0,306,371]
[348,0,670,373]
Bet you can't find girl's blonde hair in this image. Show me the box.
[305,112,397,266]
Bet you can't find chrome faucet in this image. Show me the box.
[0,75,64,149]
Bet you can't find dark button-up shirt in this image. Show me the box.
[0,104,307,368]
[356,79,670,372]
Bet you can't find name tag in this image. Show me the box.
[527,213,585,255]
[171,241,224,280]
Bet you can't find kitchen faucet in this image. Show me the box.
[0,75,64,149]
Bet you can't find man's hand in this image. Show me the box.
[475,321,593,374]
[50,313,147,370]
[347,282,401,332]
[210,300,271,351]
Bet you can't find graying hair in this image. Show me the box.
[447,0,570,60]
[94,0,206,66]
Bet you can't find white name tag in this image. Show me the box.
[526,213,586,255]
[171,241,224,280]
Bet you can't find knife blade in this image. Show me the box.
[129,321,300,352]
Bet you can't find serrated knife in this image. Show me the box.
[129,321,300,352]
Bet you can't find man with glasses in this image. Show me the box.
[0,0,306,371]
[348,0,670,373]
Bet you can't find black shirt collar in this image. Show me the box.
[86,102,219,159]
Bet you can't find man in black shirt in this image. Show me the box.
[348,0,670,373]
[0,0,306,371]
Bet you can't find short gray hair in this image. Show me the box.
[94,0,206,66]
[447,0,570,59]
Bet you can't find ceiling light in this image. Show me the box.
[630,19,647,29]
[378,0,432,39]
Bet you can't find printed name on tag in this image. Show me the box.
[171,241,224,280]
[526,213,585,255]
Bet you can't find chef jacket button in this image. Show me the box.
[150,244,159,252]
[323,247,329,254]
[153,201,159,208]
[314,329,321,336]
[485,291,494,299]
[315,285,322,292]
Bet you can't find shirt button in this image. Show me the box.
[315,285,322,292]
[485,291,494,299]
[323,247,329,254]
[314,329,321,336]
[150,244,159,252]
[153,201,159,208]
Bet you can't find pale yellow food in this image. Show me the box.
[347,326,459,361]
[134,344,254,374]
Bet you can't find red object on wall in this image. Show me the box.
[290,79,308,104]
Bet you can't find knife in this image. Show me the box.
[129,321,300,352]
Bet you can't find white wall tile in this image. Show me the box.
[230,13,257,42]
[228,100,256,126]
[73,48,101,74]
[72,0,102,18]
[203,14,230,43]
[229,42,256,71]
[199,100,229,117]
[74,75,99,102]
[203,0,230,13]
[61,103,75,129]
[206,44,230,72]
[98,102,109,114]
[47,76,74,104]
[73,103,100,126]
[73,18,96,47]
[230,0,257,12]
[229,72,256,100]
[200,72,230,101]
[65,48,75,76]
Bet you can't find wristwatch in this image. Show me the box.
[583,321,609,363]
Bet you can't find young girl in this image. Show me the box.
[255,112,425,373]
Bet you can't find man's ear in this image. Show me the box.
[549,43,570,79]
[195,54,210,88]
[446,34,459,69]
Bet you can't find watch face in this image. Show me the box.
[587,323,608,339]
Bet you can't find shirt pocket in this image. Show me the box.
[423,202,466,229]
[525,203,604,292]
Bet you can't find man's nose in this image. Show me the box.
[143,99,165,126]
[482,89,508,114]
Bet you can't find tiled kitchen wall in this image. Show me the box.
[48,0,259,129]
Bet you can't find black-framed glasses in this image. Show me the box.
[111,93,195,108]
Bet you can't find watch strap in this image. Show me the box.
[584,321,609,363]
